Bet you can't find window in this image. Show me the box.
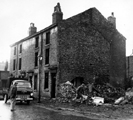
[14,47,16,55]
[34,74,38,90]
[19,44,22,53]
[46,32,50,44]
[19,58,22,70]
[35,52,38,67]
[45,48,49,65]
[13,59,16,70]
[35,36,39,48]
[44,72,49,89]
[2,80,7,88]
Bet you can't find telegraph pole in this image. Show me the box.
[38,34,43,103]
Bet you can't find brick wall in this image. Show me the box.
[58,7,126,87]
[20,38,36,72]
[58,8,110,84]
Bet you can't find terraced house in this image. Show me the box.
[10,3,126,98]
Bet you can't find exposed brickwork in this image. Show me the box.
[58,7,126,88]
[126,56,133,78]
[58,9,110,84]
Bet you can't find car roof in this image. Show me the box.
[12,80,30,84]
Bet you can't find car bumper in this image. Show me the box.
[16,97,33,101]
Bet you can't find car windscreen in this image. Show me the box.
[17,81,31,88]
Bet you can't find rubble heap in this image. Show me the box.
[57,81,76,103]
[55,80,133,106]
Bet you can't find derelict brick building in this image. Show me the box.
[10,3,126,98]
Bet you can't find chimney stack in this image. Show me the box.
[108,12,116,28]
[52,3,63,24]
[29,23,37,36]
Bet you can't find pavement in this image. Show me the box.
[33,97,133,120]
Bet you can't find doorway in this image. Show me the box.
[51,72,56,98]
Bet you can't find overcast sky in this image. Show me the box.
[0,0,132,62]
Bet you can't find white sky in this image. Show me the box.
[0,0,132,62]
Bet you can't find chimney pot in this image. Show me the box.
[29,23,37,36]
[52,3,63,24]
[108,12,116,28]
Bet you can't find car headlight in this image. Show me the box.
[30,93,33,96]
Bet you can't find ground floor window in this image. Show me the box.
[34,74,38,90]
[44,72,49,89]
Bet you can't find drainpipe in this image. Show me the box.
[38,34,43,103]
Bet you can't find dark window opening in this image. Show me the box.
[34,74,37,90]
[44,72,49,89]
[45,48,49,65]
[14,47,16,55]
[19,44,22,53]
[71,77,84,88]
[35,52,38,67]
[46,32,50,44]
[35,36,39,48]
[13,59,16,70]
[19,58,22,70]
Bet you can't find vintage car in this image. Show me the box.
[4,79,34,104]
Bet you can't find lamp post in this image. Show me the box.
[38,55,42,103]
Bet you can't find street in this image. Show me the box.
[0,100,96,120]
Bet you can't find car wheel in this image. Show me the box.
[4,94,8,103]
[27,101,30,105]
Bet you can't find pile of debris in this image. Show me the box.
[57,81,76,103]
[56,80,133,106]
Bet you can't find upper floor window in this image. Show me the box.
[35,52,38,67]
[35,36,39,48]
[45,48,49,65]
[19,44,22,53]
[19,58,22,70]
[14,47,16,55]
[34,74,38,90]
[46,32,50,44]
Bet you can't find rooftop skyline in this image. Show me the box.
[0,0,132,62]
